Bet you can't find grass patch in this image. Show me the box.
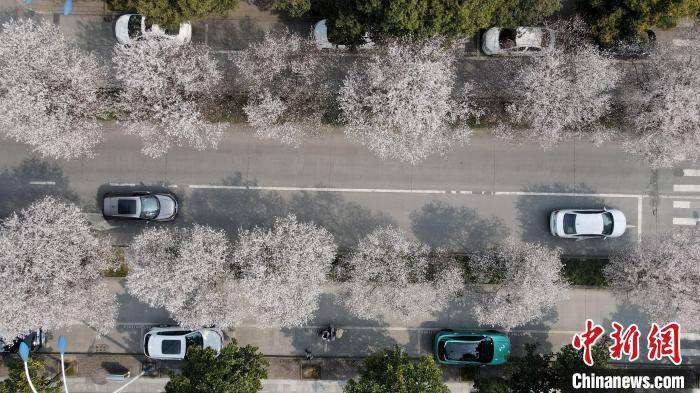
[103,247,129,277]
[563,257,608,287]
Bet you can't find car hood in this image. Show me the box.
[314,20,336,49]
[482,28,500,54]
[491,336,511,365]
[609,209,627,237]
[155,195,177,220]
[202,329,224,353]
[515,27,543,48]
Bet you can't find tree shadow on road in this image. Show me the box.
[288,191,395,249]
[409,200,507,252]
[0,158,79,219]
[280,292,398,362]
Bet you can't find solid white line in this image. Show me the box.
[29,181,56,185]
[494,191,642,198]
[683,333,700,340]
[683,169,700,176]
[637,197,643,242]
[167,184,178,188]
[673,217,700,226]
[674,201,691,208]
[109,182,136,187]
[189,185,449,194]
[674,184,700,192]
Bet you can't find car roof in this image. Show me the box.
[570,212,604,235]
[515,27,544,48]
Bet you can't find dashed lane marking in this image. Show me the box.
[674,201,691,208]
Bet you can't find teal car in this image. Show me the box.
[434,330,510,366]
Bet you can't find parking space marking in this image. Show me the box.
[683,169,700,176]
[637,197,643,242]
[189,184,451,194]
[29,181,56,185]
[109,182,136,187]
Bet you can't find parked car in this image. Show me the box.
[482,27,555,55]
[0,329,45,354]
[102,191,178,221]
[115,14,192,44]
[434,330,510,366]
[143,326,224,360]
[313,19,374,50]
[550,208,626,239]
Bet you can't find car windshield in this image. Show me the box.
[127,15,142,39]
[441,337,494,363]
[185,332,203,349]
[563,213,577,234]
[140,196,160,219]
[602,212,614,236]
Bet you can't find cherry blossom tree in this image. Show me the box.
[112,38,225,158]
[495,44,621,148]
[126,225,236,328]
[605,230,700,330]
[623,41,700,168]
[0,197,117,341]
[339,37,479,164]
[340,227,463,320]
[0,19,106,160]
[231,214,336,327]
[233,30,331,146]
[468,236,567,329]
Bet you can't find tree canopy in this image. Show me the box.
[0,357,60,393]
[165,340,268,393]
[584,0,700,44]
[110,0,239,29]
[345,346,449,393]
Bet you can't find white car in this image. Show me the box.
[313,19,374,50]
[482,27,555,55]
[550,208,626,239]
[115,14,192,44]
[143,326,224,360]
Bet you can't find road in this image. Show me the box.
[1,123,699,254]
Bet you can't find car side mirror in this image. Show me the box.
[603,236,608,240]
[603,206,608,211]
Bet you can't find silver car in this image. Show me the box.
[114,14,192,45]
[550,208,626,239]
[144,326,224,360]
[102,192,178,221]
[482,27,555,55]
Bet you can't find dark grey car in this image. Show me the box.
[102,192,178,221]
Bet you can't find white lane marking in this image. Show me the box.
[187,184,700,200]
[684,333,700,340]
[683,169,700,176]
[673,217,700,226]
[674,184,700,192]
[637,196,643,242]
[674,201,691,208]
[167,184,178,188]
[189,184,450,194]
[109,182,136,187]
[29,181,56,185]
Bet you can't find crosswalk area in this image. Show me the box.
[672,168,700,226]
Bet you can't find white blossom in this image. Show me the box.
[0,19,105,159]
[0,197,117,341]
[126,225,236,328]
[231,214,337,327]
[340,226,463,321]
[233,30,330,146]
[623,41,700,168]
[605,230,700,330]
[468,236,567,329]
[339,38,477,164]
[497,44,621,148]
[112,38,224,158]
